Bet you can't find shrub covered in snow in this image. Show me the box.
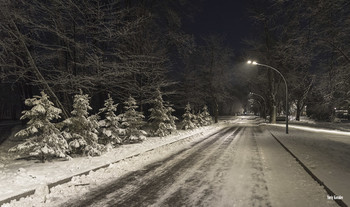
[62,90,104,156]
[98,94,123,145]
[149,89,177,137]
[9,91,68,162]
[120,96,147,143]
[192,111,202,128]
[164,101,178,133]
[181,103,196,130]
[200,105,213,126]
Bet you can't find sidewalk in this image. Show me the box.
[266,124,350,206]
[255,127,337,207]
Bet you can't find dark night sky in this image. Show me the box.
[184,1,253,53]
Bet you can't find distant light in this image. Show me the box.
[334,108,337,110]
[247,60,258,65]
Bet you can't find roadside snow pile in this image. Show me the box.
[273,124,350,136]
[288,116,316,124]
[0,122,227,206]
[285,116,350,132]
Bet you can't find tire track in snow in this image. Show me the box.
[114,126,240,207]
[158,126,244,206]
[250,127,271,207]
[214,126,271,207]
[61,127,238,207]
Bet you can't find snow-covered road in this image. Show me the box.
[56,118,338,207]
[2,117,346,206]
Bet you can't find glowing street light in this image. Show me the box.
[247,60,289,134]
[247,60,257,65]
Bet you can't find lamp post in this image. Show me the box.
[247,60,289,134]
[249,92,267,121]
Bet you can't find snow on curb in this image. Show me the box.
[267,131,347,207]
[266,123,350,136]
[0,123,227,206]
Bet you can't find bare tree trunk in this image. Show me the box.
[271,106,277,124]
[296,77,313,121]
[214,99,218,123]
[268,69,277,124]
[296,101,301,121]
[11,20,69,119]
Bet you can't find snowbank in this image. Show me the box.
[266,124,350,205]
[0,122,229,206]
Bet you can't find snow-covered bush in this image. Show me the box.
[120,96,147,143]
[194,111,204,127]
[164,101,177,133]
[191,111,201,128]
[9,91,68,162]
[98,94,123,145]
[200,105,213,126]
[62,91,104,156]
[181,103,195,130]
[149,89,176,137]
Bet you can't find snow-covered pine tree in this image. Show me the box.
[120,96,147,143]
[201,105,213,126]
[181,103,195,130]
[197,111,205,127]
[195,110,205,127]
[149,89,171,137]
[9,91,68,162]
[164,101,177,133]
[63,90,104,156]
[98,94,123,145]
[191,110,200,128]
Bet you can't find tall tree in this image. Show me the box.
[1,0,180,116]
[182,35,234,122]
[246,0,318,122]
[148,89,175,137]
[62,91,104,156]
[98,94,123,145]
[120,96,147,143]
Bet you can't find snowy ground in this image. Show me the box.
[0,119,233,206]
[287,116,350,132]
[267,124,350,205]
[0,116,349,206]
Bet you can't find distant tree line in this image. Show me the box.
[0,0,238,122]
[245,0,350,122]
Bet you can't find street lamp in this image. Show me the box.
[247,60,289,134]
[247,60,257,65]
[249,92,267,121]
